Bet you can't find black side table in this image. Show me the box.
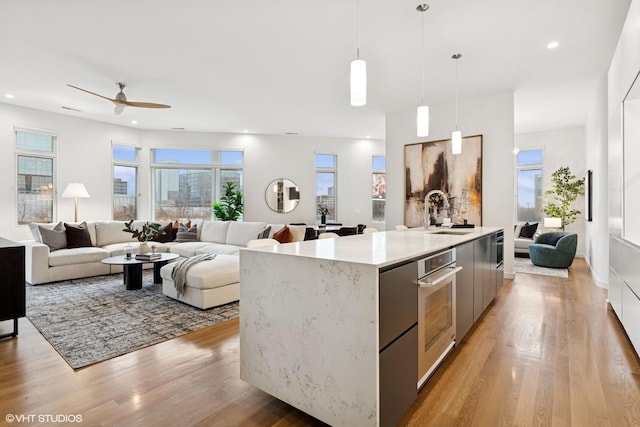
[0,238,25,339]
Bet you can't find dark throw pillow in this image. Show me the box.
[153,223,175,243]
[175,223,198,242]
[64,221,93,248]
[519,222,538,239]
[257,226,271,240]
[272,226,293,244]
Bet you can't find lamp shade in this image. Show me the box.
[62,183,90,198]
[350,59,367,107]
[543,217,562,228]
[417,105,429,137]
[452,130,462,154]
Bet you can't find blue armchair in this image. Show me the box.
[528,232,577,268]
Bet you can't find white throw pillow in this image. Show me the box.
[288,225,306,242]
[200,221,230,243]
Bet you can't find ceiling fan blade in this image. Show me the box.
[120,100,171,109]
[67,84,116,102]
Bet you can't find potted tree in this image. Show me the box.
[213,181,243,221]
[543,166,585,231]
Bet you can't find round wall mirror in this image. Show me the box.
[265,178,300,213]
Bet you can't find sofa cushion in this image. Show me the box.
[39,222,67,251]
[176,223,198,242]
[200,221,230,243]
[195,243,241,256]
[95,221,135,247]
[169,241,217,258]
[226,222,267,247]
[48,247,110,267]
[65,222,93,248]
[160,255,239,290]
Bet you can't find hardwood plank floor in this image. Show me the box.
[0,258,639,426]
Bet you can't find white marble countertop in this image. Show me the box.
[244,226,503,268]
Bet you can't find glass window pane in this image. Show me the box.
[220,151,243,165]
[154,168,212,220]
[17,131,54,152]
[315,154,335,168]
[113,165,137,220]
[17,155,53,224]
[154,149,212,165]
[373,173,386,199]
[113,144,137,162]
[316,172,335,221]
[372,156,386,171]
[517,149,543,166]
[517,169,543,222]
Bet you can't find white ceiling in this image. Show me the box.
[0,0,631,139]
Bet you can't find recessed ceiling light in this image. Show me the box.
[547,41,559,49]
[131,120,138,125]
[5,94,15,99]
[243,129,248,133]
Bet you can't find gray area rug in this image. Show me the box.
[513,257,569,278]
[26,271,239,369]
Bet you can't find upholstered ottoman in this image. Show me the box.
[160,254,239,309]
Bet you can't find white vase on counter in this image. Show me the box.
[139,242,150,254]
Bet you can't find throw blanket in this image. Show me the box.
[171,253,217,297]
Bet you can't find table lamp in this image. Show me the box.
[62,183,90,222]
[543,217,562,231]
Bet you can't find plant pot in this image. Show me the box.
[139,242,150,254]
[321,214,326,225]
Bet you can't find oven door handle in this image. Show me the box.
[418,265,463,288]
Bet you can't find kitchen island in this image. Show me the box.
[239,226,503,427]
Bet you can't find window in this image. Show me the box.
[112,143,139,220]
[515,149,544,222]
[316,154,337,221]
[16,129,56,224]
[372,156,386,222]
[151,149,243,220]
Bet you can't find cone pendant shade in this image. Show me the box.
[350,59,367,107]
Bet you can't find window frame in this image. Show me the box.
[15,126,57,225]
[112,142,140,220]
[514,147,545,224]
[315,153,337,222]
[150,148,244,221]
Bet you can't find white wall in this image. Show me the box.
[584,75,610,288]
[515,126,587,258]
[386,90,515,277]
[0,102,383,242]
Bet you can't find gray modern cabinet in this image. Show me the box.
[455,241,475,340]
[378,261,417,427]
[609,236,640,353]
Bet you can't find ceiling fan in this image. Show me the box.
[67,82,171,115]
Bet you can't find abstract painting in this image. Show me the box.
[404,135,482,227]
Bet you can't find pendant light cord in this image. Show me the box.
[356,0,360,59]
[420,10,425,105]
[455,56,459,131]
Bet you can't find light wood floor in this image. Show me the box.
[1,258,639,426]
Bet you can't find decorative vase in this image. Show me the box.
[321,214,326,225]
[139,242,150,254]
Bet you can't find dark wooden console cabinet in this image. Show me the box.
[0,238,25,339]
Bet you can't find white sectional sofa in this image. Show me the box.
[24,219,267,286]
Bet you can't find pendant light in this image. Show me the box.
[451,53,462,154]
[416,4,430,137]
[350,0,366,107]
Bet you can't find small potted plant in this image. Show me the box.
[123,220,164,253]
[318,204,329,225]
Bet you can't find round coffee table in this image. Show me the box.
[102,252,179,290]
